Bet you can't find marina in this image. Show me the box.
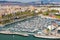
[0,0,60,40]
[0,16,60,39]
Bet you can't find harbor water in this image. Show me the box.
[0,34,60,40]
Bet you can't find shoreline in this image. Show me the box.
[0,31,29,37]
[0,31,60,39]
[38,14,57,20]
[0,14,59,27]
[34,34,60,39]
[0,16,33,27]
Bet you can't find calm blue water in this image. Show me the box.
[0,34,60,40]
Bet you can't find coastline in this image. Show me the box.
[38,14,57,20]
[0,14,59,27]
[0,31,29,37]
[0,16,33,27]
[0,31,60,39]
[0,30,60,39]
[34,34,60,39]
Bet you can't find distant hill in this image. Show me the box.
[0,1,60,6]
[0,1,26,6]
[0,1,22,3]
